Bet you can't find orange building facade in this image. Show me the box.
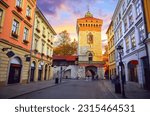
[0,0,36,86]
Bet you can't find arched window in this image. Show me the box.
[87,32,93,44]
[88,52,93,62]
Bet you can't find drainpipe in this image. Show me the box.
[141,0,150,89]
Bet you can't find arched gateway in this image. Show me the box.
[8,57,22,84]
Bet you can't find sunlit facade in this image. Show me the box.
[30,7,56,82]
[113,0,148,88]
[76,10,105,79]
[0,0,36,86]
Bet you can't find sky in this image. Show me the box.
[37,0,118,52]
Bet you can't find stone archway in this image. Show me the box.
[8,57,22,84]
[85,66,97,80]
[128,60,138,82]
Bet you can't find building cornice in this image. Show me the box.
[36,7,57,35]
[0,38,30,52]
[12,10,24,21]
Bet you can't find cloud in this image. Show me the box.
[37,0,118,52]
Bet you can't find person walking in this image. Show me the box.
[114,75,121,94]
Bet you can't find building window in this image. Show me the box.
[16,0,22,7]
[23,27,29,40]
[43,27,45,35]
[125,37,129,51]
[131,32,136,48]
[119,12,121,20]
[26,6,31,17]
[138,23,145,42]
[12,19,19,38]
[34,39,38,51]
[0,9,3,27]
[127,0,131,4]
[47,47,49,56]
[136,0,142,16]
[124,18,128,32]
[128,10,133,26]
[41,43,45,53]
[120,25,122,37]
[48,32,50,39]
[122,2,126,13]
[88,53,93,62]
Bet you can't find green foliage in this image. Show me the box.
[53,30,77,56]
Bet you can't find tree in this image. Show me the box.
[53,30,77,56]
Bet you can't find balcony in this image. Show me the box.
[42,34,46,38]
[26,15,31,21]
[41,53,45,57]
[47,55,50,59]
[47,39,51,42]
[11,31,18,38]
[36,28,40,33]
[23,39,29,44]
[16,5,22,12]
[33,49,38,54]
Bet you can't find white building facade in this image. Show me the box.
[113,0,148,88]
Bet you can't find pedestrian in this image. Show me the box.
[114,75,121,94]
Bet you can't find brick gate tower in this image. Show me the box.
[76,10,105,79]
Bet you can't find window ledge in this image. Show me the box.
[16,5,22,12]
[11,32,18,39]
[23,39,29,44]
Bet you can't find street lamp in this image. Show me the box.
[117,45,126,98]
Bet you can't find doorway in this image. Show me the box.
[30,61,36,82]
[8,57,22,84]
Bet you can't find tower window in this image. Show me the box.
[88,52,93,62]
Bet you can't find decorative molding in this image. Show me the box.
[12,10,24,21]
[0,38,30,52]
[24,20,32,28]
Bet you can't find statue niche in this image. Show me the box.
[87,32,93,44]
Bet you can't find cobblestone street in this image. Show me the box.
[14,80,116,99]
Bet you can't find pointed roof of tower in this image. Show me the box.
[85,10,93,18]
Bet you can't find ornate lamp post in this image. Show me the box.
[117,45,126,98]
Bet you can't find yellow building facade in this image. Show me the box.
[106,21,116,79]
[76,11,104,79]
[30,7,56,82]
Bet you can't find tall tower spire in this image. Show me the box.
[85,4,93,17]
